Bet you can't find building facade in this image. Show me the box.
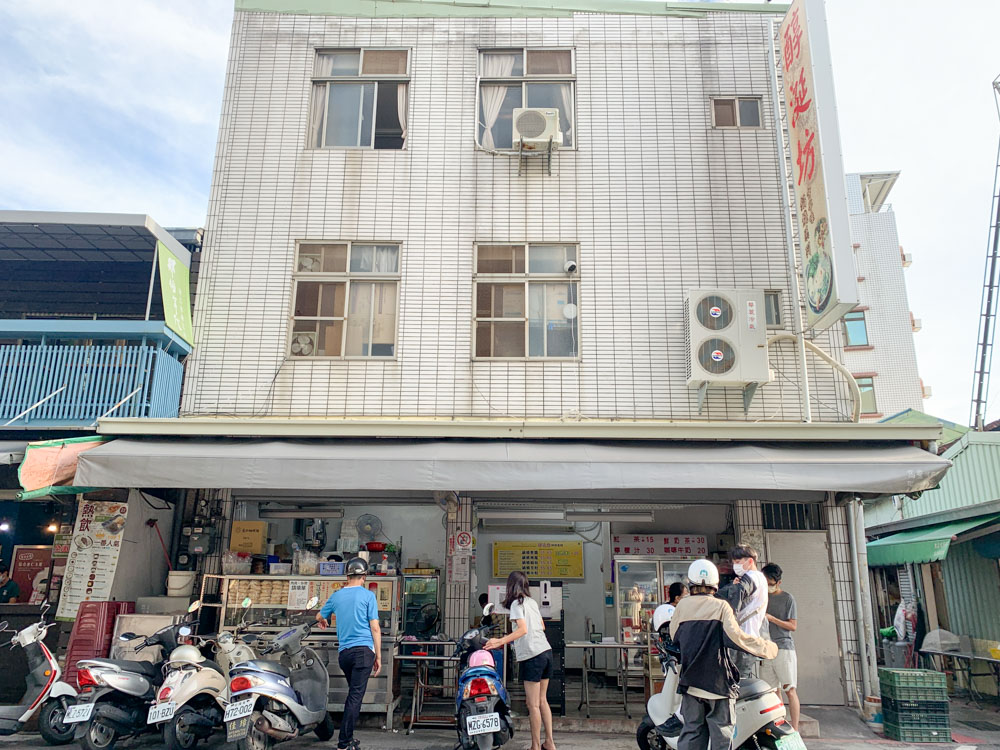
[843,172,927,421]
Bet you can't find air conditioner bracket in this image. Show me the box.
[517,136,555,176]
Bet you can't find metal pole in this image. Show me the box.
[2,384,68,426]
[768,19,812,422]
[145,242,159,321]
[847,498,874,699]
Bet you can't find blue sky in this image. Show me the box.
[1,0,999,426]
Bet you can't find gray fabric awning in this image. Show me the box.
[0,441,28,465]
[73,438,951,495]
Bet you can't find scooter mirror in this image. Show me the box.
[483,603,495,616]
[187,600,201,614]
[179,626,192,637]
[0,622,8,632]
[241,597,252,609]
[119,632,138,641]
[306,596,319,610]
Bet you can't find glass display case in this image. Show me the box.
[403,574,439,636]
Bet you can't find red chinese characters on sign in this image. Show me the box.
[787,68,812,130]
[782,7,802,71]
[612,535,708,558]
[796,128,816,186]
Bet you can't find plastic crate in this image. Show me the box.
[883,707,950,729]
[878,668,947,689]
[882,697,949,716]
[880,682,949,702]
[884,722,951,743]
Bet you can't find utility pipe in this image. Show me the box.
[767,334,862,422]
[846,497,874,700]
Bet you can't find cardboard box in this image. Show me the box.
[230,521,268,554]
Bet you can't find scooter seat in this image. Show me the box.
[238,660,291,678]
[82,659,162,680]
[737,678,774,700]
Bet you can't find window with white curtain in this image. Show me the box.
[290,242,400,358]
[309,49,409,149]
[474,244,579,358]
[478,49,575,150]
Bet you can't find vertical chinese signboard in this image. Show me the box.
[157,240,194,345]
[56,501,128,621]
[780,0,857,330]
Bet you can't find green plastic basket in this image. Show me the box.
[880,682,949,702]
[882,697,949,716]
[878,668,948,689]
[883,707,951,729]
[884,722,951,743]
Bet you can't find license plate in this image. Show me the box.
[226,715,252,742]
[224,698,255,722]
[466,712,500,736]
[775,731,807,750]
[147,702,176,724]
[63,703,95,724]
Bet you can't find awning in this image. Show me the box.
[73,438,951,495]
[866,514,1000,567]
[0,441,27,465]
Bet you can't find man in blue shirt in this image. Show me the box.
[316,557,381,750]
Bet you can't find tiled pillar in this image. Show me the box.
[443,494,473,694]
[825,495,863,705]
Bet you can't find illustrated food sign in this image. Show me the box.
[157,240,194,345]
[493,540,584,579]
[56,501,128,621]
[780,0,857,330]
[612,535,708,559]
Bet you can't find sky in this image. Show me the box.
[1,0,998,427]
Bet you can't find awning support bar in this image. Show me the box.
[2,384,68,426]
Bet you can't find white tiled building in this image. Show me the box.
[843,173,926,421]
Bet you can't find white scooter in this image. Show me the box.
[636,604,804,750]
[0,603,78,745]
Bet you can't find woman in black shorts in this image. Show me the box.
[485,571,556,750]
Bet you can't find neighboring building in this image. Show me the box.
[69,0,950,713]
[843,172,927,421]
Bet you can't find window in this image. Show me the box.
[765,291,782,328]
[843,310,869,347]
[474,244,579,358]
[855,376,877,414]
[309,49,409,149]
[290,242,399,357]
[762,503,826,531]
[478,49,575,150]
[712,98,762,128]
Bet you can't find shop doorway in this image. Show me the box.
[765,531,844,705]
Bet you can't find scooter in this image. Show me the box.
[0,602,78,745]
[636,612,804,750]
[67,601,200,750]
[225,595,336,749]
[454,603,513,750]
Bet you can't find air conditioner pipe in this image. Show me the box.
[846,497,875,700]
[766,334,862,423]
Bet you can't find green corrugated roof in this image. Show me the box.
[866,513,1000,567]
[880,409,969,447]
[235,0,789,18]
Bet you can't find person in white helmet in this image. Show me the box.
[670,559,778,750]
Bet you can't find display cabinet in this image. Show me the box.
[402,574,439,636]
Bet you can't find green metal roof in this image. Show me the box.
[902,431,1000,519]
[880,409,969,447]
[866,513,1000,567]
[235,0,789,18]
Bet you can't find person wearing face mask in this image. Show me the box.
[720,545,767,679]
[761,563,799,730]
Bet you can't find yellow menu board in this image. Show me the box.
[493,541,584,579]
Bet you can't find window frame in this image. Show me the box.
[764,290,783,329]
[289,241,401,360]
[472,243,581,360]
[711,97,764,129]
[843,309,870,348]
[476,47,578,151]
[855,375,878,415]
[310,48,411,151]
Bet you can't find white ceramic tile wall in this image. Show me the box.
[182,10,854,422]
[843,174,924,420]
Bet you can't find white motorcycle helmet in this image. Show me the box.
[687,559,720,589]
[652,603,675,632]
[166,644,205,666]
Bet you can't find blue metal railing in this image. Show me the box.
[0,343,184,426]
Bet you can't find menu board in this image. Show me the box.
[612,534,708,559]
[56,501,128,621]
[492,541,584,579]
[11,545,52,604]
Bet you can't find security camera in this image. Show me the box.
[564,259,578,274]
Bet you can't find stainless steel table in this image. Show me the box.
[396,642,460,734]
[565,641,632,719]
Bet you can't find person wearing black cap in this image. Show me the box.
[316,557,380,750]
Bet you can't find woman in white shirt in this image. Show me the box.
[485,571,556,750]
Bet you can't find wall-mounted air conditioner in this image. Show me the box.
[512,108,563,151]
[685,288,770,388]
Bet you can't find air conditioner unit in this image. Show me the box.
[289,332,316,357]
[512,107,563,151]
[685,289,770,388]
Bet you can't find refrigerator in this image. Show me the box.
[402,574,440,636]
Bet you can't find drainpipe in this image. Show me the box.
[846,497,874,699]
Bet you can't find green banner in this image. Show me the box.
[157,240,194,345]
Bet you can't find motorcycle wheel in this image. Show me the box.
[238,711,273,750]
[163,708,199,750]
[79,719,118,750]
[314,711,336,741]
[38,698,76,745]
[475,733,493,750]
[636,715,668,750]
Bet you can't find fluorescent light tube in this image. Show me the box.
[477,510,566,521]
[565,511,654,522]
[258,508,344,519]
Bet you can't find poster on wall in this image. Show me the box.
[492,541,584,579]
[11,545,52,604]
[611,534,708,559]
[779,0,857,330]
[56,501,128,621]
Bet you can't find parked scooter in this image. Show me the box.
[636,604,804,750]
[225,596,336,749]
[67,601,200,750]
[454,603,513,750]
[0,602,78,745]
[153,598,260,750]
